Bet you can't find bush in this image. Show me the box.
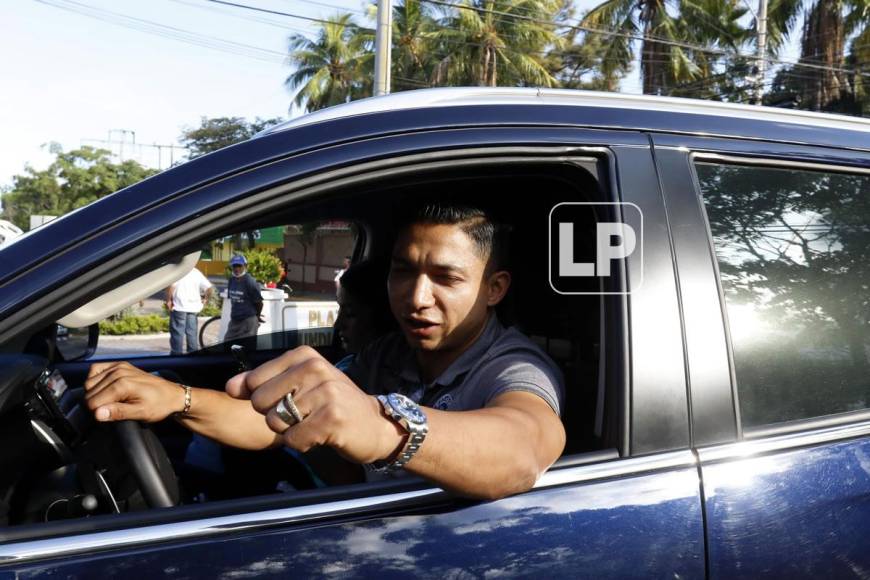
[99,314,170,335]
[201,293,223,317]
[226,249,282,285]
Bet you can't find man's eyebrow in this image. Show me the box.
[431,263,468,275]
[390,255,468,275]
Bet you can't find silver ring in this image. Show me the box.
[284,392,304,424]
[274,397,295,427]
[275,392,304,427]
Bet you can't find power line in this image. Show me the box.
[37,0,289,63]
[418,0,870,79]
[205,0,373,29]
[170,0,321,36]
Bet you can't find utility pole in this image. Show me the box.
[373,0,392,96]
[754,0,769,105]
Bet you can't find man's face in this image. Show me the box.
[232,264,245,277]
[388,222,500,354]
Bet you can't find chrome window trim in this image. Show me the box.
[0,450,695,566]
[690,152,870,175]
[698,419,870,464]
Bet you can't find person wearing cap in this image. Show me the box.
[224,255,263,342]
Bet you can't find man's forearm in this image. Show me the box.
[176,387,281,450]
[402,397,565,500]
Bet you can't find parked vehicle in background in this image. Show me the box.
[0,219,23,248]
[1,88,869,578]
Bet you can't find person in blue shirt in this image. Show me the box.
[224,255,263,343]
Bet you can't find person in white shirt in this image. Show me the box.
[166,267,214,355]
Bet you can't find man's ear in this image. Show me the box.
[486,270,511,306]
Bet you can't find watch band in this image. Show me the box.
[368,393,428,473]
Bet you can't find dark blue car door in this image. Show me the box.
[1,118,704,578]
[655,132,870,578]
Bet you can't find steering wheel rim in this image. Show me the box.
[115,420,179,508]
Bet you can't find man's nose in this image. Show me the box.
[410,275,435,309]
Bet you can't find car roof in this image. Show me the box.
[261,87,870,138]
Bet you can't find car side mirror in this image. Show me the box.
[56,323,99,361]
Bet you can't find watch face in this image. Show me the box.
[389,393,427,424]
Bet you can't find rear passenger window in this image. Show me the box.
[696,162,870,427]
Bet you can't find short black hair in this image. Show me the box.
[407,203,511,272]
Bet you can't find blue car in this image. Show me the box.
[1,88,869,578]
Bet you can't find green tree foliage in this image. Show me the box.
[387,0,439,87]
[580,0,749,96]
[745,0,869,112]
[281,0,868,115]
[285,14,373,112]
[430,0,565,87]
[179,116,284,158]
[0,145,157,231]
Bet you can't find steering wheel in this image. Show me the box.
[115,420,180,508]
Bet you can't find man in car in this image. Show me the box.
[84,204,566,500]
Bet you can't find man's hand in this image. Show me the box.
[225,346,404,465]
[84,361,185,422]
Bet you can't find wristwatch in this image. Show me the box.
[368,393,428,473]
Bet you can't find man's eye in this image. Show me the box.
[438,275,462,284]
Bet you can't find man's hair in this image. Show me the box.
[408,203,511,272]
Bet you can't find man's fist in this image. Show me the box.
[226,346,405,465]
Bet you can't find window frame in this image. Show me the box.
[2,142,652,559]
[690,152,870,439]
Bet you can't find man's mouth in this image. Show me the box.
[405,317,439,337]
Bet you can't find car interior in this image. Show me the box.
[0,157,627,541]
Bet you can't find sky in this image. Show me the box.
[0,0,797,193]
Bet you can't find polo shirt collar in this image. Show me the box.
[397,313,504,388]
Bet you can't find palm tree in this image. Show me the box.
[391,0,439,89]
[580,0,748,96]
[430,0,565,87]
[285,14,373,112]
[758,0,868,111]
[796,0,868,110]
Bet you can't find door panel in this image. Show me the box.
[701,433,870,578]
[8,461,705,579]
[654,133,870,578]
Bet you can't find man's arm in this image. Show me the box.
[234,347,566,500]
[165,285,175,311]
[400,392,564,499]
[248,276,264,319]
[84,362,281,450]
[203,286,214,306]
